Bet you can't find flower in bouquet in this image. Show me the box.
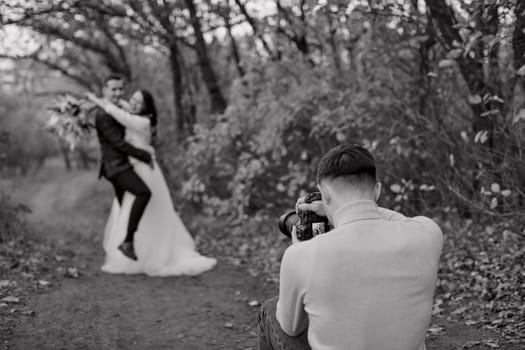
[45,94,95,150]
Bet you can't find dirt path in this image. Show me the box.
[2,161,273,350]
[1,160,518,350]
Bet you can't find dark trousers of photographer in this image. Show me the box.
[257,297,311,350]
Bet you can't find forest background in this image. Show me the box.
[0,0,524,346]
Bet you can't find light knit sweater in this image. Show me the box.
[276,200,443,350]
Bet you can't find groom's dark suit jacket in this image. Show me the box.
[94,107,151,179]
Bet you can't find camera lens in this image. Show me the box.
[278,210,301,238]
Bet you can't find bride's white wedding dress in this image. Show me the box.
[101,103,216,276]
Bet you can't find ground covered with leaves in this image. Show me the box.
[0,226,80,346]
[435,220,525,346]
[190,212,525,349]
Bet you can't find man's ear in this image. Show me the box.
[374,182,382,201]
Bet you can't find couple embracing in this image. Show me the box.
[88,75,216,277]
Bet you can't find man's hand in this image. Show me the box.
[144,145,155,158]
[295,197,326,216]
[290,226,300,245]
[144,146,156,169]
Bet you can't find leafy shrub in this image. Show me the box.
[175,54,524,237]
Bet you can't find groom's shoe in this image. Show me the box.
[118,241,138,261]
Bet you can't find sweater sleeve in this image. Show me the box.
[276,244,310,336]
[379,207,443,240]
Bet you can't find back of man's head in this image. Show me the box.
[316,144,377,192]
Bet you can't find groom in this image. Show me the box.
[94,74,153,261]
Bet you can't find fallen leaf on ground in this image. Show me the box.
[64,267,80,278]
[21,310,35,317]
[1,296,20,303]
[483,339,500,348]
[426,324,445,336]
[452,306,467,315]
[0,280,10,288]
[461,340,481,348]
[21,272,33,279]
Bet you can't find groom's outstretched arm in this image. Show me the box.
[95,110,152,164]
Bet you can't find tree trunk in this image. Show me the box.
[276,0,313,65]
[77,147,93,169]
[512,1,525,203]
[513,1,525,90]
[425,0,495,147]
[223,7,245,77]
[417,19,435,117]
[168,41,186,141]
[234,0,278,60]
[59,141,72,171]
[184,0,227,114]
[324,6,341,75]
[477,2,502,153]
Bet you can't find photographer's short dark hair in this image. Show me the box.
[104,74,125,86]
[316,144,376,187]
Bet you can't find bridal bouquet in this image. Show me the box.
[45,94,95,150]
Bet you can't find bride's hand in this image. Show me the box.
[118,99,132,111]
[85,92,103,106]
[145,145,156,168]
[85,92,97,101]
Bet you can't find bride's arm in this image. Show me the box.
[86,93,149,131]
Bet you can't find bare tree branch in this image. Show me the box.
[234,0,278,59]
[0,49,94,89]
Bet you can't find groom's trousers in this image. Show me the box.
[109,168,152,242]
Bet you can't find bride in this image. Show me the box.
[87,90,217,276]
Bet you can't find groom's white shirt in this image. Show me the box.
[276,200,443,350]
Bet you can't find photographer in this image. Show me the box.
[257,144,443,350]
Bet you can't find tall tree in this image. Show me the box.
[125,0,190,140]
[213,0,245,77]
[275,0,314,65]
[234,0,279,60]
[513,1,525,90]
[424,0,500,149]
[184,0,227,114]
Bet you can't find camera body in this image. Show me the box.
[279,192,330,241]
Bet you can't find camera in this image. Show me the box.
[278,192,330,241]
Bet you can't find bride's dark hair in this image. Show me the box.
[138,90,158,144]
